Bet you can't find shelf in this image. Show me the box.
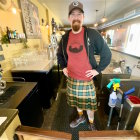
[9,39,21,44]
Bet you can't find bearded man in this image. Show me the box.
[57,1,112,130]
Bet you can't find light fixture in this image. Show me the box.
[94,23,98,27]
[46,24,49,28]
[94,10,98,27]
[101,0,107,23]
[41,18,45,26]
[41,18,49,28]
[8,0,21,14]
[11,7,16,14]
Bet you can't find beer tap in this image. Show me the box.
[0,64,6,95]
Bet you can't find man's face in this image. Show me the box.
[68,9,84,32]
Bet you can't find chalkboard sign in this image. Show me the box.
[19,0,41,39]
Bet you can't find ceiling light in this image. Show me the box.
[41,18,45,26]
[45,23,49,28]
[11,7,16,14]
[8,0,21,14]
[41,18,49,28]
[94,10,99,27]
[101,17,107,22]
[94,23,98,27]
[101,0,107,23]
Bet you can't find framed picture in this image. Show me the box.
[19,0,41,39]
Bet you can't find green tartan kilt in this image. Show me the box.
[66,76,97,111]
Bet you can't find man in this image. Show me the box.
[57,1,112,130]
[106,34,111,45]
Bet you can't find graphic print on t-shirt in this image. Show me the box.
[67,27,92,81]
[69,42,83,53]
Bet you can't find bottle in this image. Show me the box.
[108,91,117,108]
[6,27,11,41]
[13,30,16,39]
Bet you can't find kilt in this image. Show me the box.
[66,76,97,111]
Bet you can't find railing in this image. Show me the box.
[15,113,140,140]
[15,125,72,140]
[79,130,140,140]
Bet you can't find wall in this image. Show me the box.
[0,0,63,79]
[42,3,63,35]
[105,18,140,47]
[103,17,140,78]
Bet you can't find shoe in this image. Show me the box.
[88,123,97,131]
[70,115,86,128]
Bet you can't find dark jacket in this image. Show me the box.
[57,26,112,73]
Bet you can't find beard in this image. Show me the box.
[72,20,81,32]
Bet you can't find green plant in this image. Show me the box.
[1,34,9,44]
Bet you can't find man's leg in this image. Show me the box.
[87,110,97,130]
[70,108,86,128]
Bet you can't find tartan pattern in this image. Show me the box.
[66,77,97,111]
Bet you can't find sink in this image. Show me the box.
[119,79,140,96]
[95,59,131,90]
[93,57,131,91]
[96,73,131,90]
[118,79,140,130]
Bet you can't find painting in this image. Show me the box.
[19,0,41,39]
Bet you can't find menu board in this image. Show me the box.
[19,0,41,39]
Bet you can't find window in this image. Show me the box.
[126,23,140,56]
[106,30,114,45]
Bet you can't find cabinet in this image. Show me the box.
[17,84,44,127]
[0,82,44,128]
[11,66,60,109]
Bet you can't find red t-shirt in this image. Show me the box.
[67,27,92,81]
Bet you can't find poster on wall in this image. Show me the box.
[19,0,41,39]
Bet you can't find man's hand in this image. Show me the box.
[85,69,99,79]
[63,68,68,77]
